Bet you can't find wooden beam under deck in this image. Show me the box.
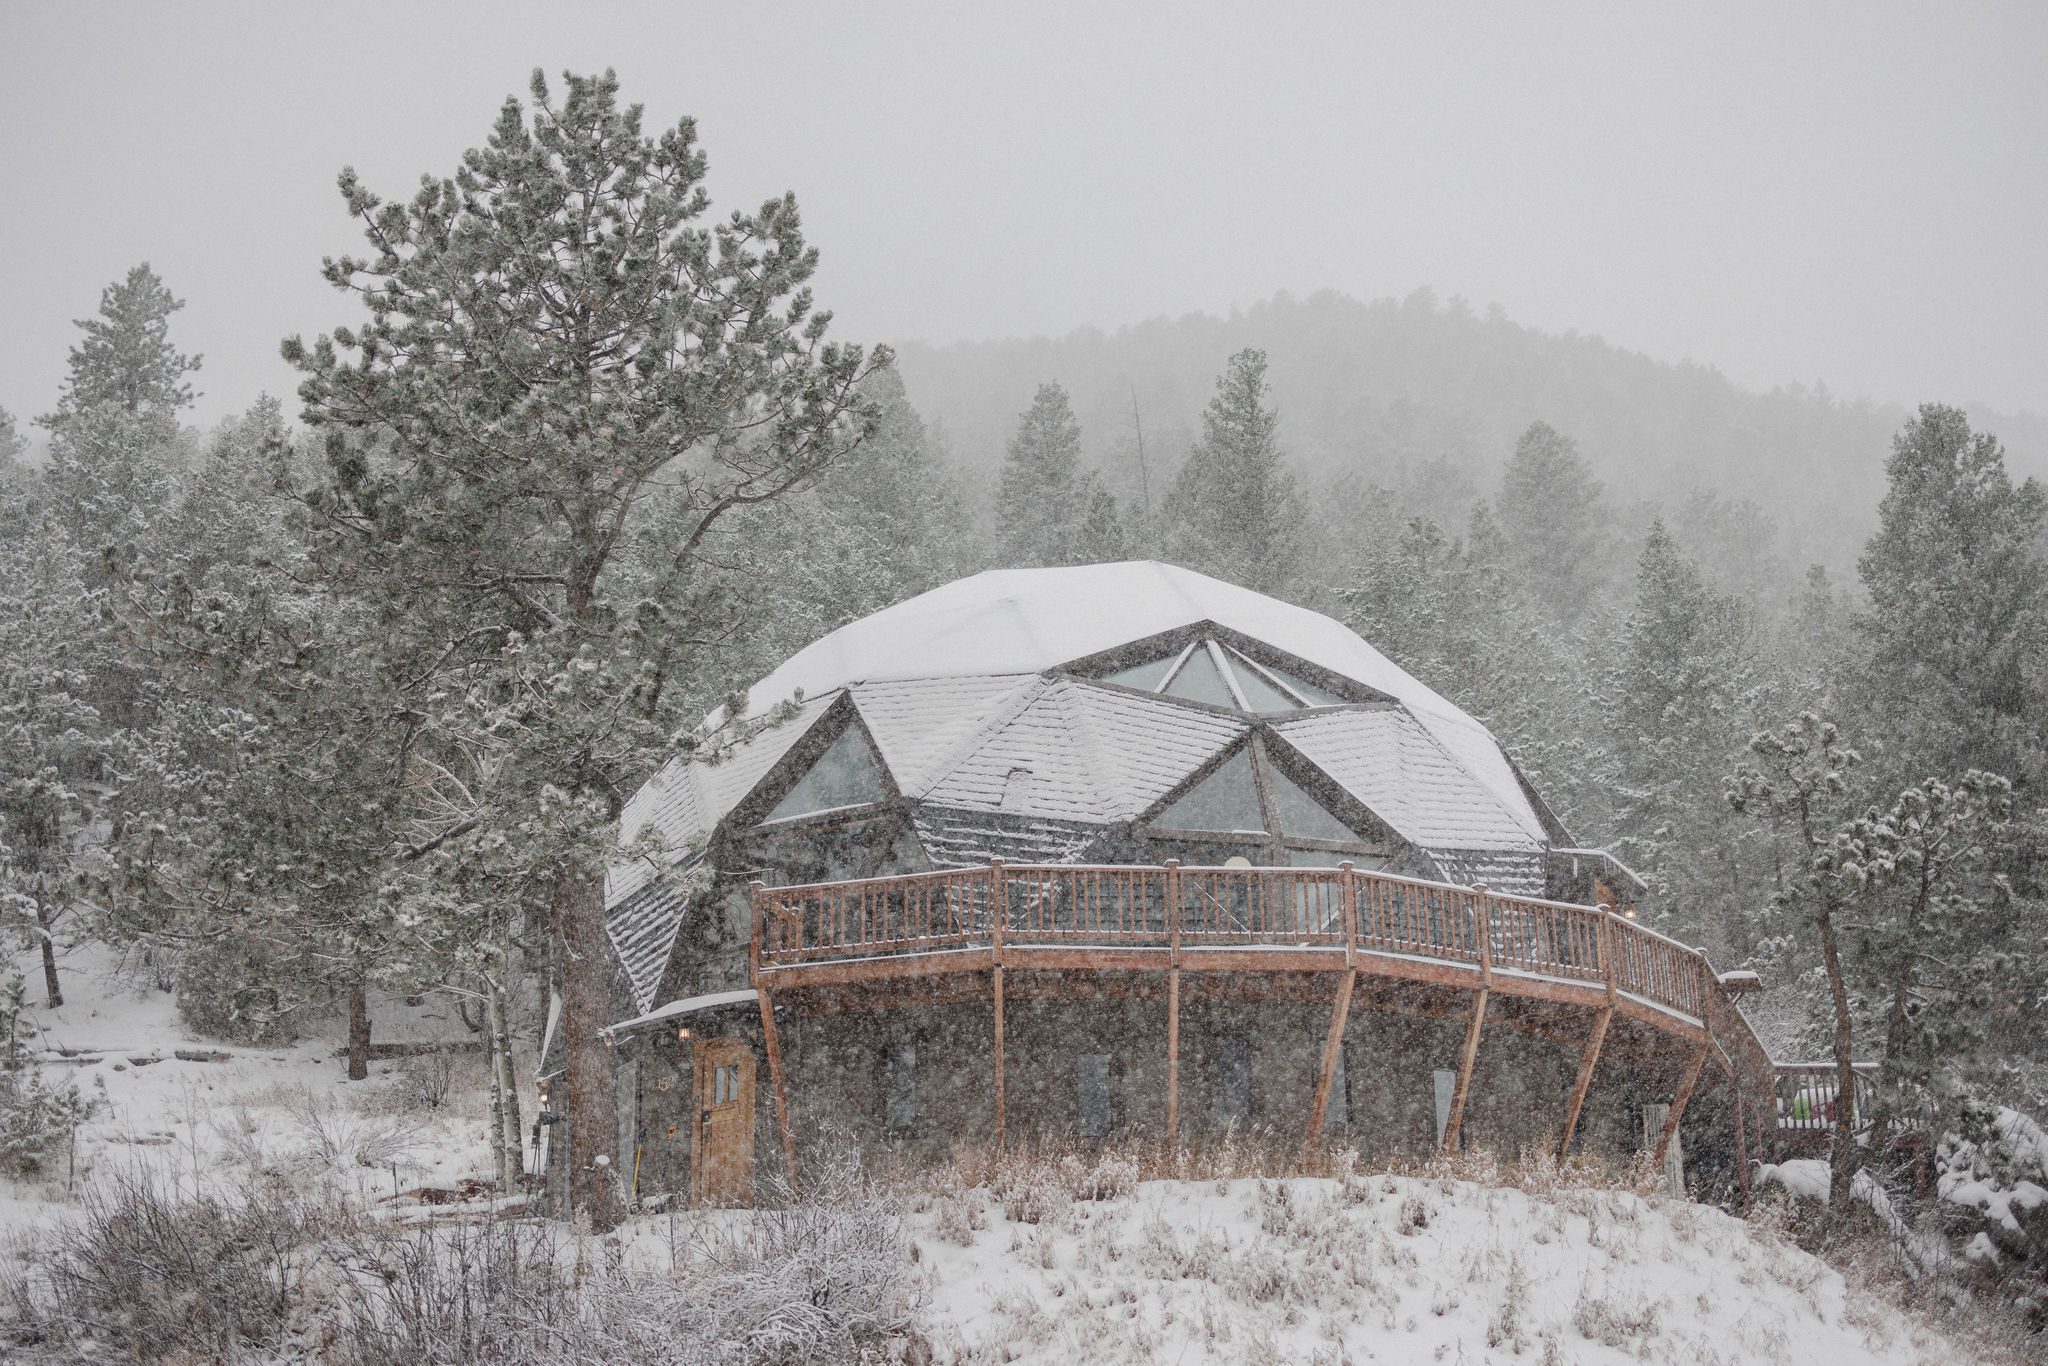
[1442,987,1488,1151]
[1303,968,1357,1158]
[755,986,798,1178]
[1556,1006,1612,1159]
[1165,967,1181,1149]
[1652,1040,1712,1169]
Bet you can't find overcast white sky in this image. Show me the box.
[3,1,2045,429]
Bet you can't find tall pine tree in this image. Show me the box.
[1497,421,1605,620]
[1165,348,1297,593]
[276,70,883,1229]
[995,382,1122,567]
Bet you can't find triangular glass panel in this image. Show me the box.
[766,726,886,820]
[1163,643,1239,707]
[1098,652,1178,692]
[1267,767,1358,842]
[1264,662,1346,706]
[1224,648,1305,712]
[1155,749,1266,833]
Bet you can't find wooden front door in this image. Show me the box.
[692,1036,756,1206]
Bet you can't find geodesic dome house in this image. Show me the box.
[567,563,1781,1209]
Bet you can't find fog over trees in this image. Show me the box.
[1,53,2045,1356]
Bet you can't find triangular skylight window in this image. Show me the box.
[1099,652,1179,691]
[1263,662,1346,707]
[1266,767,1358,842]
[1163,644,1240,707]
[1224,647,1305,712]
[1154,749,1266,833]
[766,726,886,820]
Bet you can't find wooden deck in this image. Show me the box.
[744,860,1766,1168]
[752,860,1714,1027]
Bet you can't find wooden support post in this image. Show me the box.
[1165,967,1181,1150]
[1442,987,1488,1152]
[991,858,1006,1153]
[1557,1006,1612,1160]
[992,965,1006,1153]
[1340,861,1357,968]
[1652,1041,1711,1169]
[1734,1086,1751,1215]
[755,987,797,1179]
[1303,967,1357,1158]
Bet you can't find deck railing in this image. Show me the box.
[754,861,1717,1025]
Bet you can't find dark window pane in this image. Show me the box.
[768,727,886,820]
[1266,663,1346,707]
[1155,749,1265,833]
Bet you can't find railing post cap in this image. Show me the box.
[1471,882,1488,893]
[1164,858,1180,869]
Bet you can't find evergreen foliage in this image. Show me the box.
[39,262,201,428]
[1165,348,1298,593]
[995,382,1123,567]
[1497,421,1606,619]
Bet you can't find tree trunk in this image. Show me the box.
[347,979,371,1082]
[1814,905,1860,1208]
[497,929,524,1188]
[37,898,62,1008]
[558,869,622,1231]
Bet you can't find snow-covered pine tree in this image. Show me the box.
[1164,348,1298,594]
[994,381,1123,567]
[1496,421,1606,621]
[1837,771,2013,1162]
[1854,405,2048,790]
[39,263,200,426]
[279,70,885,1230]
[1612,520,1766,948]
[1728,712,1867,1208]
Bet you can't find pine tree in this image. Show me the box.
[1165,348,1298,593]
[40,263,200,427]
[994,382,1123,567]
[1497,421,1605,619]
[272,70,884,1229]
[1728,713,1866,1207]
[1855,405,2047,788]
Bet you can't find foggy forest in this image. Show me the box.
[2,6,2046,1363]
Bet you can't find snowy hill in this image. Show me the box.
[900,1169,1968,1365]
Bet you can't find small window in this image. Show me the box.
[1077,1052,1113,1137]
[712,1062,742,1105]
[767,727,886,821]
[1155,749,1266,834]
[885,1042,917,1133]
[1217,1035,1250,1123]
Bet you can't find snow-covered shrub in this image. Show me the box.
[3,1167,349,1361]
[281,1083,425,1170]
[1933,1104,2048,1324]
[0,964,99,1178]
[172,932,303,1045]
[392,1047,460,1109]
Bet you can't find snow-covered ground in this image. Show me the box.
[895,1170,1968,1365]
[0,943,510,1241]
[1,946,2021,1364]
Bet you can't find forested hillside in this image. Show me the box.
[896,288,2047,574]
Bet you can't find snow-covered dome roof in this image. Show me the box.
[718,561,1547,844]
[605,563,1569,1012]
